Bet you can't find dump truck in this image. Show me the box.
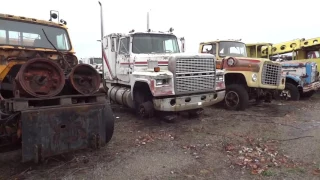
[199,39,286,110]
[246,41,320,100]
[98,2,226,119]
[0,10,114,163]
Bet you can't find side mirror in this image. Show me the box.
[180,37,185,53]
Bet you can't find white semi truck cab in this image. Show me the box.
[98,2,225,118]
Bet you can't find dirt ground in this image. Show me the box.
[1,93,320,180]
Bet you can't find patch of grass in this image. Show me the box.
[261,170,274,177]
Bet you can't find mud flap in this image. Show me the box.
[20,102,114,163]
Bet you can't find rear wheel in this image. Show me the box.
[224,84,249,111]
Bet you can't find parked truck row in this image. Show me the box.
[1,1,319,163]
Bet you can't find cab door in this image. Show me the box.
[116,37,131,82]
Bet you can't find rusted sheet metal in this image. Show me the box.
[20,102,114,163]
[217,57,261,72]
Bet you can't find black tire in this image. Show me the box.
[224,84,249,111]
[104,102,115,144]
[301,90,315,98]
[133,90,155,118]
[282,83,300,101]
[138,101,154,118]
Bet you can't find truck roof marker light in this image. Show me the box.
[154,67,160,72]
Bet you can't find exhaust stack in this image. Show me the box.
[98,1,114,81]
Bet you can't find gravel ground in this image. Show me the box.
[1,94,320,180]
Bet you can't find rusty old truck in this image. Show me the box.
[0,11,114,163]
[199,40,286,110]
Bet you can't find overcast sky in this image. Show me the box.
[1,0,319,58]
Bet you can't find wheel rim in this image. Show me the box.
[139,105,146,117]
[280,90,291,100]
[225,91,240,108]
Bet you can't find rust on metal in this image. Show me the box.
[20,94,114,163]
[220,57,260,72]
[67,64,101,95]
[14,58,65,98]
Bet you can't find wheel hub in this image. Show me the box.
[225,91,240,107]
[15,58,65,98]
[68,64,101,95]
[280,90,291,100]
[139,106,146,116]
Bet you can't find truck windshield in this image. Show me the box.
[218,41,247,57]
[132,34,180,54]
[0,19,71,51]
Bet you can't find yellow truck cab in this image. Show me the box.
[246,40,320,100]
[199,39,285,110]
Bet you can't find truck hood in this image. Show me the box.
[232,56,278,63]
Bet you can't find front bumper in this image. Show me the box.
[153,90,225,112]
[303,81,320,92]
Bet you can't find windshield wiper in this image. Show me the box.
[41,28,71,70]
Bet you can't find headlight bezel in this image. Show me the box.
[215,75,224,81]
[155,78,170,86]
[251,73,258,82]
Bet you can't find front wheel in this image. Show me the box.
[280,83,300,101]
[224,84,249,111]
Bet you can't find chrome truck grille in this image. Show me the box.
[169,55,216,95]
[261,62,282,86]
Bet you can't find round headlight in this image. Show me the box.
[252,73,258,82]
[227,58,235,66]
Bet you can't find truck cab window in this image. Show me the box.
[119,37,129,54]
[132,34,179,54]
[218,41,247,57]
[164,39,178,53]
[201,44,216,54]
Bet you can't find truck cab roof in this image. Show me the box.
[200,39,243,44]
[0,13,68,29]
[105,31,176,37]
